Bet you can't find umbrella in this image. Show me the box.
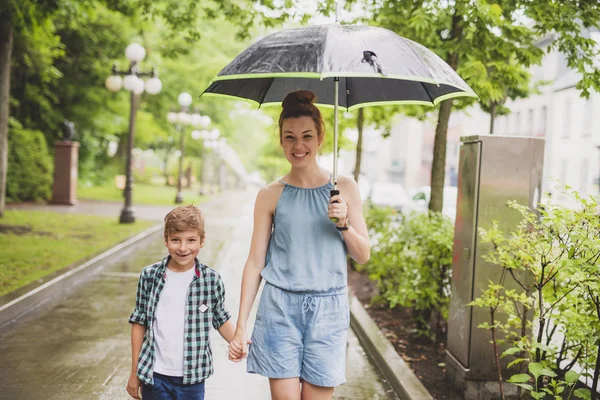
[201,24,477,214]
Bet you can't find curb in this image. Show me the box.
[349,294,434,400]
[0,223,163,329]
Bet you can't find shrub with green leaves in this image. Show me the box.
[7,126,53,202]
[363,206,454,341]
[472,187,599,400]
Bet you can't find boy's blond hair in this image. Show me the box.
[164,205,205,240]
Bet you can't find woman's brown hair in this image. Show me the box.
[278,90,325,143]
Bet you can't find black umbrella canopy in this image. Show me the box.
[202,24,477,109]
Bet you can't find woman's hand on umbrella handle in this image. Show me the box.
[329,193,348,226]
[329,189,340,222]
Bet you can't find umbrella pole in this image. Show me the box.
[330,77,340,223]
[333,77,339,189]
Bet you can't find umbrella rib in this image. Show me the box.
[402,38,440,86]
[421,81,436,105]
[258,78,275,108]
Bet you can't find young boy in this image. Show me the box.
[126,205,235,400]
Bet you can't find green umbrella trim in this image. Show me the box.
[208,72,477,96]
[200,91,477,110]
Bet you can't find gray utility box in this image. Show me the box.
[446,135,545,384]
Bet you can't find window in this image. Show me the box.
[561,99,571,138]
[557,54,570,77]
[583,98,593,137]
[527,109,534,136]
[581,159,589,196]
[560,159,568,185]
[538,106,547,137]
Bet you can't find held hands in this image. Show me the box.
[328,194,348,228]
[126,372,141,399]
[228,328,252,363]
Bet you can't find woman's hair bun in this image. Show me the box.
[282,90,316,110]
[278,90,324,140]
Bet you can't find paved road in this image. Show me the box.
[0,190,398,400]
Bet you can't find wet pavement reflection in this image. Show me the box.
[0,190,398,400]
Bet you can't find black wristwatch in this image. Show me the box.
[336,218,349,231]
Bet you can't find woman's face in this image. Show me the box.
[280,116,322,167]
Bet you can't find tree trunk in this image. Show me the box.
[429,9,460,213]
[163,150,170,184]
[353,108,364,182]
[0,15,13,217]
[489,102,497,134]
[429,99,453,212]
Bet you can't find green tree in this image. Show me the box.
[365,0,600,211]
[256,1,600,213]
[0,0,264,215]
[0,1,61,216]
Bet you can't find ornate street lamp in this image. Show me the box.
[192,128,218,195]
[167,93,210,203]
[105,43,162,223]
[204,133,225,193]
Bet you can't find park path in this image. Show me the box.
[1,190,397,399]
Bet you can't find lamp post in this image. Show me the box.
[217,138,228,191]
[205,136,227,193]
[167,93,210,203]
[105,43,162,224]
[191,128,214,195]
[202,129,222,194]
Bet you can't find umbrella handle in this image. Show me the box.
[329,189,339,223]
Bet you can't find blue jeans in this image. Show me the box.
[142,373,205,400]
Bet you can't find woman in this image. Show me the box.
[229,90,370,400]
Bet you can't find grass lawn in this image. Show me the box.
[78,183,208,206]
[0,210,155,297]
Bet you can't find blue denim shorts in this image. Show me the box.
[142,372,205,400]
[247,282,350,387]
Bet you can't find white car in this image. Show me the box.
[410,186,458,221]
[367,182,418,214]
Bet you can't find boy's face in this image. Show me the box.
[164,229,204,270]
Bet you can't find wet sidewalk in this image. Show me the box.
[0,190,398,399]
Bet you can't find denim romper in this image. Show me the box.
[246,179,349,387]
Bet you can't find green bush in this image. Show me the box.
[363,206,454,341]
[472,188,599,399]
[7,127,53,202]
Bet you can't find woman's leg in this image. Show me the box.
[301,382,334,400]
[269,377,301,400]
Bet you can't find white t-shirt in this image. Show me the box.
[153,266,196,376]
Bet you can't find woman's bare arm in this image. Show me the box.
[337,176,370,264]
[230,183,282,360]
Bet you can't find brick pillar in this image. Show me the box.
[51,141,79,205]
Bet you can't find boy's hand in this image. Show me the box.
[228,328,251,362]
[126,372,142,399]
[228,337,252,362]
[229,340,243,362]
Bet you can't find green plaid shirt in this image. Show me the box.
[129,256,231,385]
